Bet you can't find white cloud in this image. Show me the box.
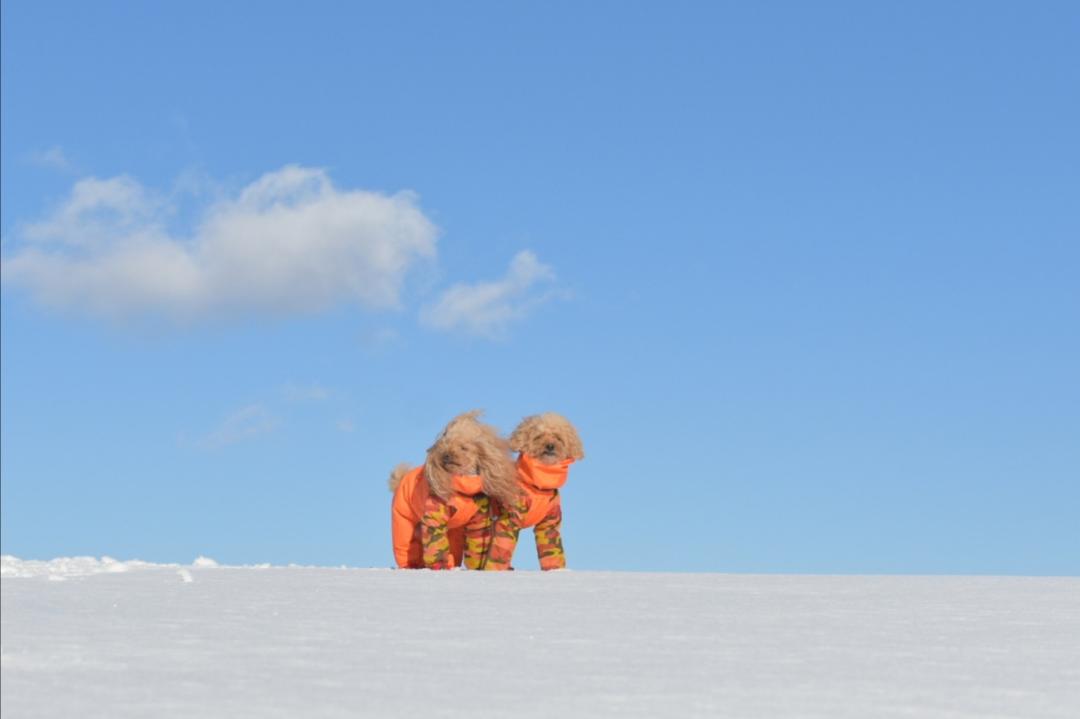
[201,404,278,449]
[420,250,559,337]
[1,165,438,322]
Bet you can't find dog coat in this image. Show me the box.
[390,466,492,569]
[488,454,575,570]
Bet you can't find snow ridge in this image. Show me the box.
[0,555,349,579]
[0,555,244,579]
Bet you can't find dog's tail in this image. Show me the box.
[388,463,413,492]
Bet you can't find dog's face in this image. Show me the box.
[509,413,584,465]
[432,437,481,476]
[424,410,519,505]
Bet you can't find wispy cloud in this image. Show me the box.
[200,404,279,449]
[420,250,560,337]
[29,146,75,173]
[2,165,438,322]
[21,175,165,247]
[358,327,400,353]
[281,383,331,402]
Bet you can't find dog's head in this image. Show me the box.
[424,410,519,505]
[509,412,584,465]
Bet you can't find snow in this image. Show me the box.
[2,557,1078,718]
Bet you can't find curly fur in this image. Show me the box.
[387,462,413,492]
[389,410,519,505]
[509,412,585,465]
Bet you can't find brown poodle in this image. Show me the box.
[389,410,518,569]
[508,412,585,466]
[488,412,584,570]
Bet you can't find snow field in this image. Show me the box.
[2,558,1078,718]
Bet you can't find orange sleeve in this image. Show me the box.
[391,507,414,568]
[534,495,565,571]
[391,487,418,568]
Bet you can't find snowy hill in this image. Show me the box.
[2,556,1078,718]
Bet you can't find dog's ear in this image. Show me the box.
[508,415,536,453]
[564,421,585,461]
[477,432,520,506]
[423,439,453,500]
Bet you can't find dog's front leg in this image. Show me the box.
[420,498,454,570]
[534,500,566,571]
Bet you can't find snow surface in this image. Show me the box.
[2,556,1078,718]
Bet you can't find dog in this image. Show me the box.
[487,412,584,570]
[389,410,518,569]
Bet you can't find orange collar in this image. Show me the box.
[450,473,484,496]
[516,454,574,491]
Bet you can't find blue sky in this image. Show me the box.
[2,1,1077,573]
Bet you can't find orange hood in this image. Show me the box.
[516,454,574,491]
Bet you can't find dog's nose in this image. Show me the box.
[544,443,555,452]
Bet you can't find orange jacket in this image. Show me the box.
[390,466,485,568]
[486,454,575,570]
[513,455,573,528]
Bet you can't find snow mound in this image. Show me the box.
[0,555,172,579]
[1,555,234,579]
